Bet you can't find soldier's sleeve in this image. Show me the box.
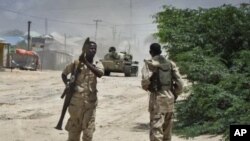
[171,61,184,95]
[171,61,181,79]
[62,61,75,76]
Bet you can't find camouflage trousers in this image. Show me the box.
[150,112,173,141]
[65,94,97,141]
[149,89,175,141]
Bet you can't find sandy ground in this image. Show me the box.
[0,69,222,141]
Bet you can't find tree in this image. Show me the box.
[154,5,250,140]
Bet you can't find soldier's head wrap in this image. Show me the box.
[150,43,162,55]
[79,39,97,61]
[109,46,116,52]
[81,38,97,53]
[89,41,97,48]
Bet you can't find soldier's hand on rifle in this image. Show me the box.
[144,59,155,67]
[61,73,69,86]
[144,59,151,64]
[65,81,70,87]
[79,53,87,63]
[144,59,157,72]
[83,58,87,64]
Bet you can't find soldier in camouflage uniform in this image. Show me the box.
[61,41,104,141]
[141,43,183,141]
[104,46,120,60]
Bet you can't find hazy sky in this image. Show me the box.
[0,0,248,63]
[0,0,248,37]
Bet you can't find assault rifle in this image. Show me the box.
[55,37,90,130]
[148,72,160,92]
[54,66,77,130]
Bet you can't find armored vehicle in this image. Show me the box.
[100,51,139,77]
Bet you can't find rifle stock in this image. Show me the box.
[55,85,74,130]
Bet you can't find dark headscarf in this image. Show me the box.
[109,46,116,52]
[150,43,162,55]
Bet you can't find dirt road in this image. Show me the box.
[0,69,221,141]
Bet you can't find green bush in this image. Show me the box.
[154,4,250,140]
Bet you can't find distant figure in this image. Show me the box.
[141,43,184,141]
[61,39,104,141]
[104,46,120,60]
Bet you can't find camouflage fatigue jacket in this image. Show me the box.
[62,59,104,103]
[147,55,182,113]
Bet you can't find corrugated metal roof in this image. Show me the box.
[0,37,5,41]
[24,31,42,38]
[0,36,24,45]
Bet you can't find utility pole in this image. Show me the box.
[118,31,121,43]
[130,0,133,39]
[112,25,117,42]
[27,21,31,51]
[64,34,67,51]
[45,18,48,35]
[93,19,102,42]
[129,0,134,50]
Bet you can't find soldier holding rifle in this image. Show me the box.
[141,43,184,141]
[56,38,104,141]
